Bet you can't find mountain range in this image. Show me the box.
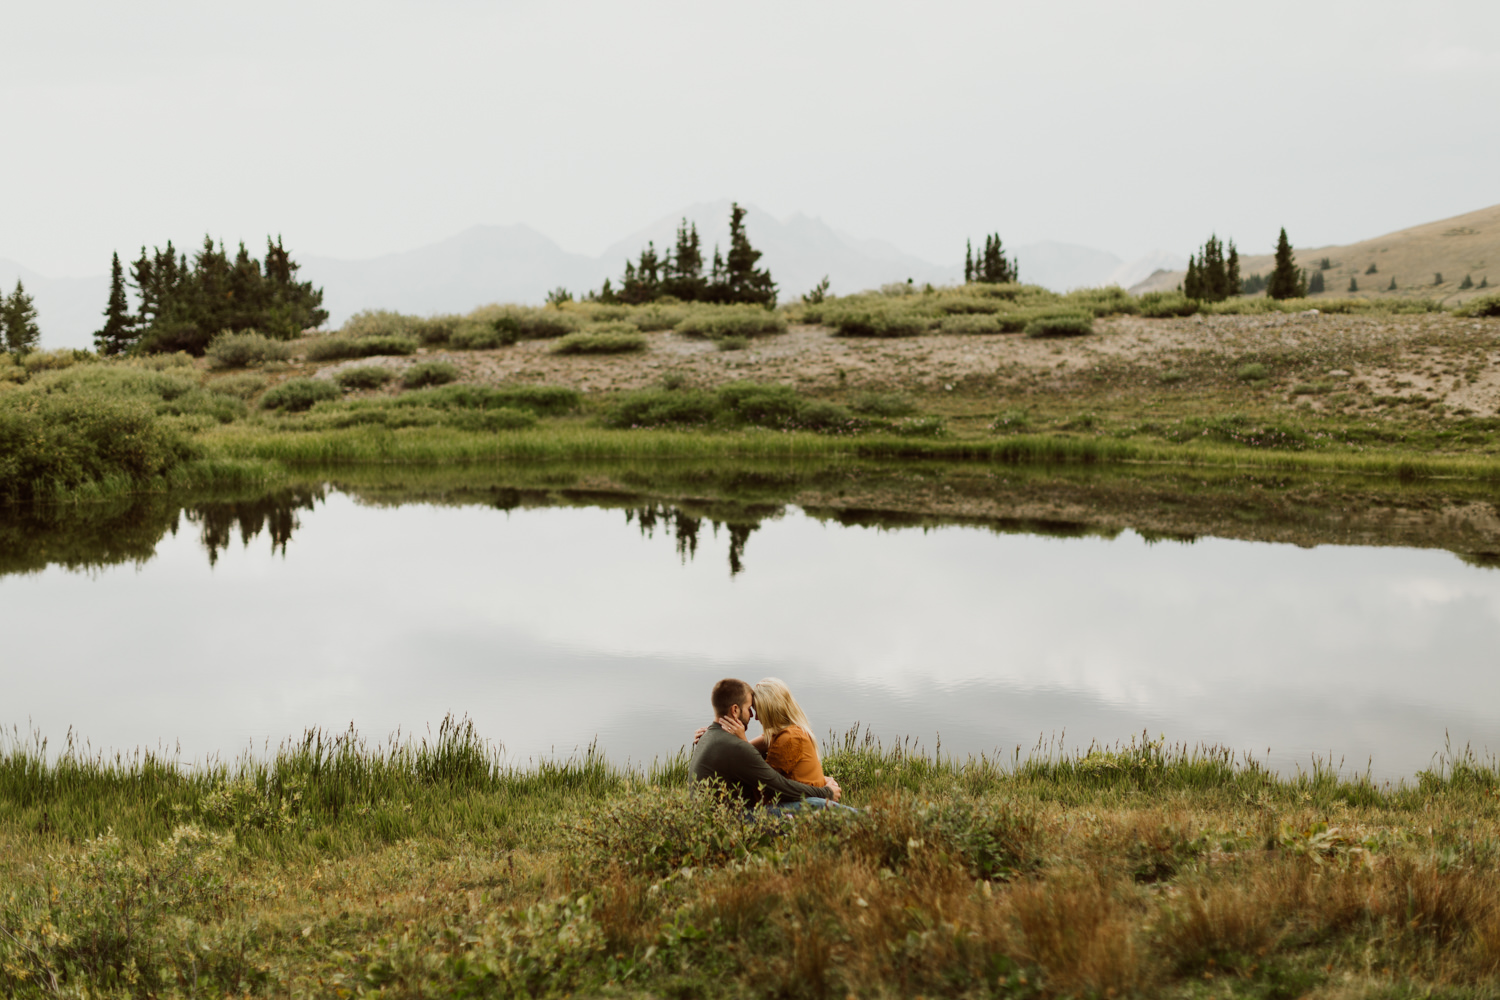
[7,202,1183,350]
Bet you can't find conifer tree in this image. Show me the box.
[1266,228,1305,300]
[1388,277,1398,291]
[1185,235,1237,301]
[967,234,1016,284]
[662,220,707,301]
[95,251,137,355]
[1183,255,1202,299]
[1307,270,1325,294]
[716,203,776,306]
[1348,276,1359,293]
[2,280,41,354]
[1460,274,1474,290]
[1226,241,1240,297]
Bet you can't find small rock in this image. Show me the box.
[1328,369,1350,377]
[1300,309,1321,316]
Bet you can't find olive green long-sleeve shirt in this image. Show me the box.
[688,722,833,807]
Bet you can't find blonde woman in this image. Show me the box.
[749,677,829,788]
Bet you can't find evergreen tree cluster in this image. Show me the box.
[95,235,327,356]
[1182,235,1240,302]
[597,204,776,308]
[964,234,1018,284]
[1307,270,1325,294]
[2,280,40,354]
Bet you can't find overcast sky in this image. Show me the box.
[5,0,1498,277]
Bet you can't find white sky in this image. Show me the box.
[5,0,1498,276]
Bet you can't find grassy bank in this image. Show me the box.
[4,722,1500,998]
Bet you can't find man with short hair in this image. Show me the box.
[689,678,842,809]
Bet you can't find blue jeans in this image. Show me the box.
[757,797,859,820]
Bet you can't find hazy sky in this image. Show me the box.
[6,0,1498,276]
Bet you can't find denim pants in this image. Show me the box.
[757,797,858,820]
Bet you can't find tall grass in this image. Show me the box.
[7,723,1500,997]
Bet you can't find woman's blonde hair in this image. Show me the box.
[753,678,818,763]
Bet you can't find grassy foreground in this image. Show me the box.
[5,722,1500,998]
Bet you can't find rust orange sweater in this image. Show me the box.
[764,726,826,787]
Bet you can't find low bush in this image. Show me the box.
[294,403,538,432]
[401,361,459,389]
[392,384,580,416]
[1138,292,1200,318]
[261,377,341,412]
[448,318,518,350]
[938,312,1029,334]
[334,366,397,391]
[824,306,931,338]
[551,325,648,355]
[1456,294,1500,318]
[338,309,419,339]
[674,306,787,340]
[208,372,269,400]
[1236,363,1270,382]
[20,348,92,373]
[0,353,28,384]
[629,303,691,332]
[304,334,418,362]
[206,330,293,369]
[933,296,1004,315]
[602,382,869,433]
[0,388,192,502]
[1062,286,1138,317]
[1024,312,1094,338]
[716,335,748,351]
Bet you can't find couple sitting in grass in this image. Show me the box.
[689,677,850,813]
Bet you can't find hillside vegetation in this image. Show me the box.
[1136,202,1500,306]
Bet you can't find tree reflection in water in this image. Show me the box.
[188,488,324,566]
[623,503,770,576]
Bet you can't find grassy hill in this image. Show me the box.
[1132,202,1500,305]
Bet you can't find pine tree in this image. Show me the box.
[1307,270,1325,294]
[716,203,777,306]
[1348,276,1359,293]
[1388,277,1398,291]
[2,280,41,354]
[1482,277,1490,289]
[662,220,706,301]
[1460,274,1474,290]
[95,251,137,355]
[964,240,974,284]
[968,233,1016,284]
[1267,228,1305,300]
[1365,263,1378,275]
[1226,241,1240,297]
[1183,255,1202,299]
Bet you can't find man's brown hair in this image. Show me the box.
[711,678,752,717]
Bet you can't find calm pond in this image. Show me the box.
[4,473,1500,781]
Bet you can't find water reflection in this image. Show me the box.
[5,470,1500,781]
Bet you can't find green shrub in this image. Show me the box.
[1024,312,1093,338]
[261,377,341,412]
[401,361,459,389]
[674,306,787,340]
[334,365,397,391]
[889,416,947,437]
[932,296,1003,315]
[206,330,293,369]
[1455,294,1500,318]
[850,392,917,417]
[338,309,418,339]
[1137,291,1200,318]
[715,335,748,351]
[824,306,931,338]
[629,303,691,332]
[1062,286,1138,316]
[1236,362,1270,382]
[0,389,192,502]
[304,334,419,361]
[551,325,648,355]
[1159,369,1186,385]
[601,388,720,428]
[392,383,579,416]
[208,372,269,400]
[20,349,91,373]
[991,408,1030,432]
[938,312,1029,334]
[448,317,518,350]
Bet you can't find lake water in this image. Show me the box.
[4,485,1500,781]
